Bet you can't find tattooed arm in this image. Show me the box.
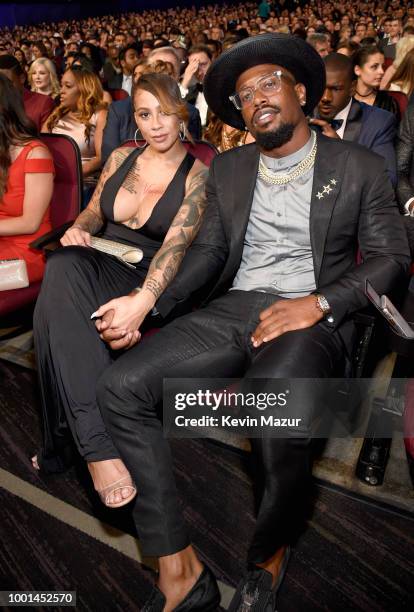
[93,163,209,349]
[141,164,209,304]
[60,147,132,247]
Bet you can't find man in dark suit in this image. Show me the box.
[106,45,140,95]
[0,55,54,131]
[311,53,397,185]
[102,47,202,161]
[96,35,409,611]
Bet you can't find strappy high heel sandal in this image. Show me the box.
[97,475,137,508]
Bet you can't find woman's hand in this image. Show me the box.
[92,291,154,350]
[61,224,91,247]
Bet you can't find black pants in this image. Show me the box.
[33,246,147,467]
[98,290,345,563]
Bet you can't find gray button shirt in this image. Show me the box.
[232,134,316,298]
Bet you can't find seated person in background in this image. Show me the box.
[311,52,397,185]
[380,35,414,90]
[43,66,108,201]
[388,48,414,97]
[28,57,60,101]
[106,44,140,95]
[102,49,201,162]
[0,74,54,283]
[0,55,55,132]
[32,73,208,511]
[204,109,255,152]
[353,45,400,120]
[306,33,331,57]
[180,44,213,127]
[396,103,414,255]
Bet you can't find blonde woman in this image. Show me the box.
[388,47,414,97]
[380,35,414,89]
[28,57,60,99]
[43,67,108,199]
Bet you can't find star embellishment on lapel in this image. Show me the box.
[316,192,324,199]
[323,184,332,194]
[330,178,337,185]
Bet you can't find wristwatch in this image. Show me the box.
[314,293,334,323]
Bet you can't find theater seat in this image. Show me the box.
[108,88,129,101]
[386,90,408,117]
[0,134,82,318]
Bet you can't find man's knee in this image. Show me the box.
[97,359,162,422]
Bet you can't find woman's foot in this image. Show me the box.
[31,455,40,470]
[88,458,137,508]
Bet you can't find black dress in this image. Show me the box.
[33,147,195,472]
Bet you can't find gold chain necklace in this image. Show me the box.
[258,132,317,186]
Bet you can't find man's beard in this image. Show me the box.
[253,121,295,151]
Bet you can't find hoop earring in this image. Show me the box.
[134,129,147,148]
[179,122,186,141]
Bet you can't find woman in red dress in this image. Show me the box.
[0,73,54,283]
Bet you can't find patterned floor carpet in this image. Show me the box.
[0,359,413,611]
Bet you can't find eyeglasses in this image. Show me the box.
[229,70,287,111]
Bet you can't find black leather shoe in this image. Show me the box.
[141,565,221,611]
[228,546,291,612]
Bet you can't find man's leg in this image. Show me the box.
[244,323,345,565]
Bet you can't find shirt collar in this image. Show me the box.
[261,131,315,171]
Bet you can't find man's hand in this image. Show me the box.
[94,308,141,350]
[251,295,324,347]
[181,56,200,89]
[309,118,340,139]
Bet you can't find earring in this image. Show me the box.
[134,129,147,148]
[179,122,186,141]
[300,100,306,106]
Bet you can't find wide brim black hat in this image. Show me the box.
[203,33,326,130]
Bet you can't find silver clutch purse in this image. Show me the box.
[89,237,144,267]
[0,259,29,291]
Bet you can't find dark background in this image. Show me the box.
[0,1,231,28]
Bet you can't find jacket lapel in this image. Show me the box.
[343,98,363,143]
[310,134,348,284]
[228,145,260,260]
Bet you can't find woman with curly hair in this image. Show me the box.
[28,57,60,100]
[43,66,108,203]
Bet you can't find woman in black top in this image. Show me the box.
[32,73,208,509]
[353,45,401,121]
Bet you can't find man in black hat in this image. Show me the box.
[96,34,409,611]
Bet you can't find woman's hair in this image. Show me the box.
[203,112,245,150]
[394,35,414,68]
[0,73,37,198]
[353,44,383,70]
[142,59,175,78]
[32,41,48,58]
[389,47,414,95]
[337,40,360,58]
[28,57,60,97]
[46,67,106,143]
[133,72,193,143]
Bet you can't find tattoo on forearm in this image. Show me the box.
[143,278,163,300]
[141,167,208,301]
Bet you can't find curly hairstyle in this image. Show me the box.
[0,73,37,199]
[28,57,60,98]
[46,67,106,144]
